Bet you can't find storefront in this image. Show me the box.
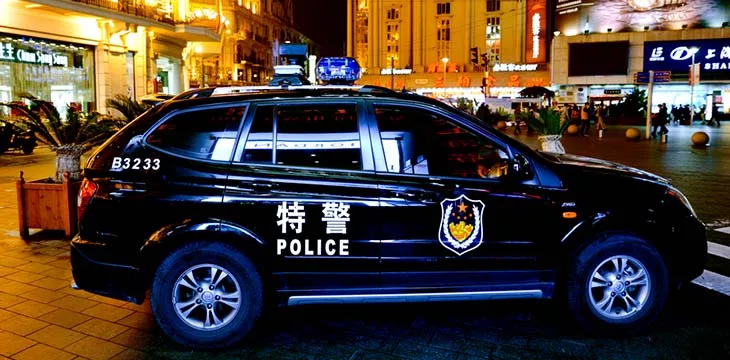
[0,32,95,116]
[358,64,551,102]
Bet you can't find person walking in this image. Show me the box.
[580,103,590,136]
[595,104,607,134]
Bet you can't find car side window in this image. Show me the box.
[146,105,246,161]
[241,103,363,171]
[374,105,509,180]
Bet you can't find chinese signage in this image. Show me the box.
[493,63,539,72]
[555,0,730,34]
[525,0,547,64]
[0,41,69,67]
[644,39,730,73]
[381,68,413,75]
[275,201,351,256]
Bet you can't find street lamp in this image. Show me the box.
[441,57,449,84]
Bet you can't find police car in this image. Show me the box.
[71,85,706,349]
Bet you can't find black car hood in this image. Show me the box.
[543,152,670,185]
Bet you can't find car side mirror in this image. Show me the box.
[507,154,532,181]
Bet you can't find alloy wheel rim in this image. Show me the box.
[172,264,242,331]
[587,255,651,320]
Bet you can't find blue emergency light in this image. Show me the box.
[316,57,361,84]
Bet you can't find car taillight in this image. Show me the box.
[77,178,98,221]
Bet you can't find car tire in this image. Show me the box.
[566,233,668,335]
[150,241,263,349]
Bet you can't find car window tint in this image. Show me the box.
[374,105,508,179]
[242,106,274,163]
[146,105,246,161]
[242,103,362,171]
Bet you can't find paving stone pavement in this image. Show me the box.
[0,125,728,359]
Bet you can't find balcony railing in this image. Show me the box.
[71,0,176,25]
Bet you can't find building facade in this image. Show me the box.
[0,0,221,116]
[551,0,730,115]
[346,0,551,101]
[185,0,317,89]
[0,0,313,118]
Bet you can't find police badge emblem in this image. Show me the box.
[439,195,485,256]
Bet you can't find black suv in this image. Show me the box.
[72,86,706,348]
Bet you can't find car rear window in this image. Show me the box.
[146,105,247,161]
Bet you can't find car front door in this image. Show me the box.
[368,101,563,295]
[223,99,382,300]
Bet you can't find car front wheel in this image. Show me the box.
[566,234,669,335]
[150,241,262,349]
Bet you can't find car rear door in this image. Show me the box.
[222,99,382,300]
[366,100,563,295]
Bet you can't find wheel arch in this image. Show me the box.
[558,210,674,279]
[139,219,270,289]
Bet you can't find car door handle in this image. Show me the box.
[394,190,438,202]
[251,181,276,190]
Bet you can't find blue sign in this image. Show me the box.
[644,39,730,73]
[316,57,361,83]
[633,71,671,84]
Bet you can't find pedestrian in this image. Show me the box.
[476,102,492,127]
[580,103,590,136]
[595,104,607,133]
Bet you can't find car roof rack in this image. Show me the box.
[210,84,397,96]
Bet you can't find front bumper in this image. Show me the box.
[672,217,708,284]
[70,237,146,304]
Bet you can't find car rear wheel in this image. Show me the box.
[150,241,262,349]
[566,234,668,335]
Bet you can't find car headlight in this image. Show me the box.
[666,186,697,218]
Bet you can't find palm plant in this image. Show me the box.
[105,94,151,128]
[1,93,117,182]
[524,108,570,154]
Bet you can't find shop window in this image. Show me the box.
[374,105,508,179]
[241,104,362,171]
[146,105,247,161]
[0,34,96,115]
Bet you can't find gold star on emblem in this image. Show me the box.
[457,202,468,213]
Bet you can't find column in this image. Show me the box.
[347,0,353,57]
[95,20,110,113]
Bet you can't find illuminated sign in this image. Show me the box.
[0,42,69,67]
[380,68,413,75]
[525,0,546,64]
[493,63,539,72]
[555,0,730,34]
[644,39,730,73]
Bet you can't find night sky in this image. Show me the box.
[292,0,347,57]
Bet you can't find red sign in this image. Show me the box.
[525,0,547,64]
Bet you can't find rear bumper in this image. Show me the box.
[70,237,146,304]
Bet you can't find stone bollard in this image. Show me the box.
[566,124,579,136]
[496,121,507,130]
[660,133,668,143]
[691,131,710,146]
[625,128,640,141]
